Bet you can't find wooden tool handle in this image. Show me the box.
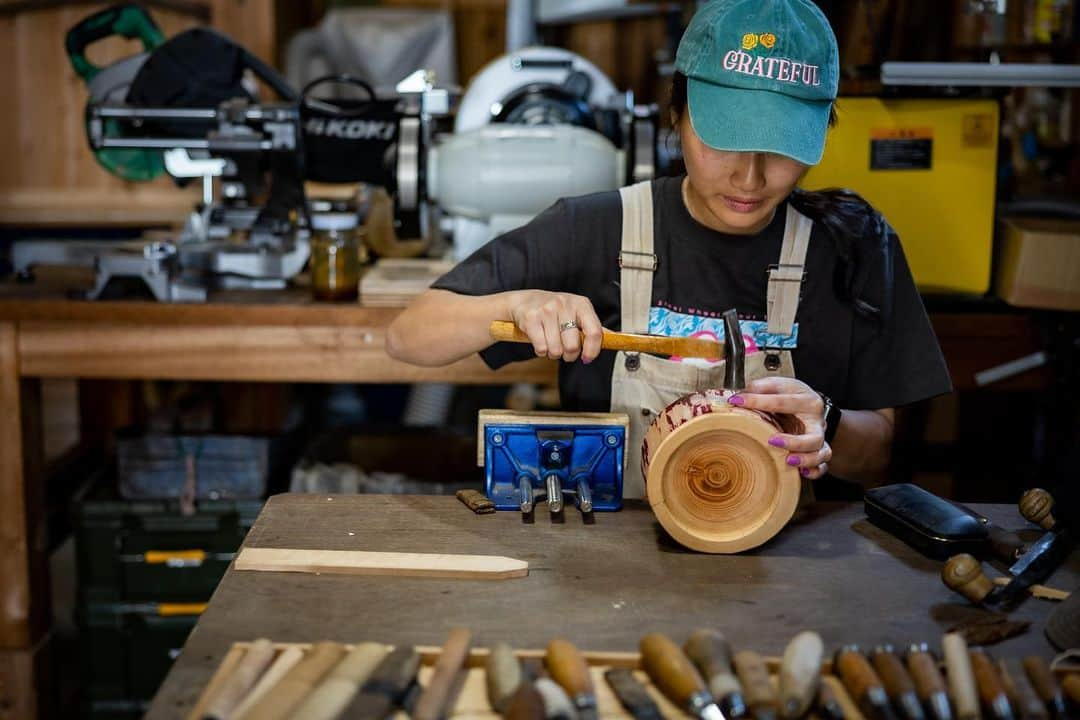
[238,642,346,720]
[997,658,1048,720]
[545,638,595,700]
[942,553,995,603]
[943,633,980,720]
[1022,656,1063,707]
[1062,674,1080,706]
[413,627,472,720]
[641,632,710,710]
[288,642,388,720]
[203,638,276,720]
[834,648,883,703]
[488,320,724,360]
[683,630,742,699]
[1019,488,1056,530]
[605,668,663,720]
[734,650,778,711]
[815,679,846,720]
[780,631,824,719]
[230,646,305,720]
[871,645,916,697]
[503,680,547,720]
[486,642,524,714]
[969,649,1009,711]
[905,645,947,700]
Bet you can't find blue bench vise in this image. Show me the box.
[477,410,629,514]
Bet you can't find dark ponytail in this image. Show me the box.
[670,71,881,320]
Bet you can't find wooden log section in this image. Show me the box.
[642,389,801,554]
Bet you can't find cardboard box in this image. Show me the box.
[996,218,1080,311]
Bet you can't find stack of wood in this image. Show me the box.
[358,259,457,308]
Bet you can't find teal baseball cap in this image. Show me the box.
[675,0,839,165]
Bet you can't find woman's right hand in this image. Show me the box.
[507,290,604,364]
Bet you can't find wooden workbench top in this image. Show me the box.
[148,494,1078,719]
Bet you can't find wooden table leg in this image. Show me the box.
[0,323,48,651]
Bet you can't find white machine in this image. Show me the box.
[428,46,657,259]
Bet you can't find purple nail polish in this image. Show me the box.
[728,395,744,406]
[787,456,801,467]
[800,467,811,477]
[768,437,786,448]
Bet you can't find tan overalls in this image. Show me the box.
[609,180,813,499]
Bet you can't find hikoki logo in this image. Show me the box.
[724,32,821,86]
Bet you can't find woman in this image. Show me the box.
[388,0,952,498]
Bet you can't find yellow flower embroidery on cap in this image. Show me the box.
[741,33,758,50]
[760,33,777,49]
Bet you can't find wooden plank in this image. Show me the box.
[234,547,529,580]
[0,187,199,227]
[16,322,556,384]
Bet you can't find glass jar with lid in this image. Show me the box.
[309,211,362,301]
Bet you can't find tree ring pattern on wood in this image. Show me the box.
[642,389,801,554]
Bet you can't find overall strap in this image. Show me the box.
[766,203,812,337]
[617,181,657,334]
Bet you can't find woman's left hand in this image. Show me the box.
[729,377,832,479]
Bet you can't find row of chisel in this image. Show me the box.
[191,627,1080,720]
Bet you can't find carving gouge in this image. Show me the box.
[684,629,747,719]
[604,668,663,720]
[287,641,389,720]
[486,642,524,714]
[504,679,547,720]
[490,320,726,361]
[816,680,848,720]
[640,632,727,720]
[870,644,925,720]
[942,634,979,720]
[534,677,579,720]
[1021,656,1067,719]
[779,631,824,719]
[545,638,596,720]
[834,646,899,720]
[230,646,305,719]
[969,649,1015,720]
[413,627,471,720]
[996,658,1047,720]
[905,644,954,720]
[734,650,780,720]
[340,645,421,719]
[235,641,345,720]
[203,638,276,720]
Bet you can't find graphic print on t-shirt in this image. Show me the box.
[649,306,798,365]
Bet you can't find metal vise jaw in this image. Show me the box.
[478,411,629,515]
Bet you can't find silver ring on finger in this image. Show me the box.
[560,320,578,332]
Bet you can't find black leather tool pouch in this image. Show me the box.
[864,483,989,560]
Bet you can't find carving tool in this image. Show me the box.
[234,641,345,720]
[504,679,548,720]
[871,644,925,720]
[816,680,848,720]
[684,629,747,719]
[1021,656,1067,719]
[202,638,276,720]
[905,644,954,720]
[413,627,472,720]
[534,677,579,720]
[969,649,1015,720]
[545,638,597,720]
[942,634,979,720]
[779,631,824,719]
[996,658,1047,720]
[340,646,421,719]
[490,320,726,361]
[834,646,898,720]
[287,642,388,720]
[604,668,663,720]
[486,642,524,714]
[640,632,727,720]
[229,646,305,719]
[734,650,780,720]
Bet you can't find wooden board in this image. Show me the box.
[234,547,529,580]
[358,259,457,308]
[189,642,865,720]
[476,409,630,466]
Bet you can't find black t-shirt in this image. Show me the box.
[433,175,952,412]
